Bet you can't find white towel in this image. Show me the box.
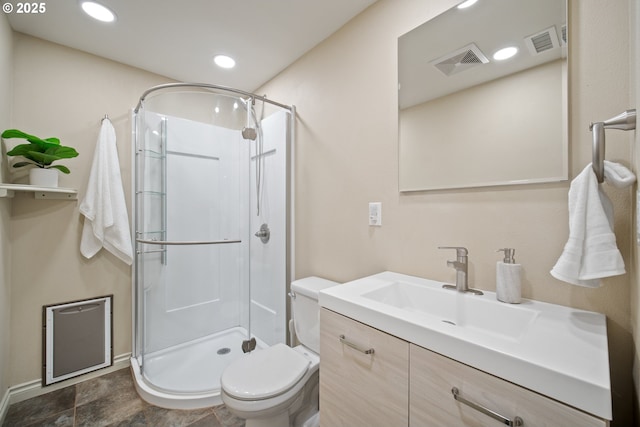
[550,162,634,287]
[80,119,133,265]
[603,160,636,188]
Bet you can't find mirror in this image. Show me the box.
[398,0,567,191]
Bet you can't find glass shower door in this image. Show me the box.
[248,110,290,347]
[135,108,251,394]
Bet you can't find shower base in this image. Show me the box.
[130,327,263,410]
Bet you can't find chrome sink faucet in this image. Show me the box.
[438,246,483,295]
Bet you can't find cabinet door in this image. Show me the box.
[409,344,607,427]
[320,308,409,427]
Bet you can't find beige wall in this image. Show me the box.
[400,60,565,190]
[260,0,634,424]
[8,34,170,386]
[0,14,13,402]
[1,0,636,424]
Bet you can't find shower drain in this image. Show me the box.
[217,347,231,355]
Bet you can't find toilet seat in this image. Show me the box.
[221,343,310,401]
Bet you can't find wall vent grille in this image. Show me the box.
[430,43,489,76]
[43,295,113,386]
[525,26,560,55]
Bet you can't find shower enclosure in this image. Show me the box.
[130,83,294,409]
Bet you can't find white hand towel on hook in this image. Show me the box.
[550,162,634,287]
[80,118,133,265]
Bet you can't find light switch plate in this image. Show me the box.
[369,202,382,226]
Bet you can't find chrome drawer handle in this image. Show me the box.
[339,335,375,355]
[451,387,523,426]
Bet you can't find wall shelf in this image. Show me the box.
[0,183,78,200]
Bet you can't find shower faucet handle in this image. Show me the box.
[254,223,270,243]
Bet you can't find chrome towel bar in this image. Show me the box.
[136,238,241,246]
[590,109,636,183]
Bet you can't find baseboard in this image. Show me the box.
[0,387,9,427]
[0,352,131,424]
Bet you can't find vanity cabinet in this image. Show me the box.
[319,309,608,427]
[409,344,608,427]
[319,308,409,427]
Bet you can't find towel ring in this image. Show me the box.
[590,109,636,183]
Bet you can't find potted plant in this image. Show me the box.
[1,129,79,187]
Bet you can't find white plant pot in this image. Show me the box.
[29,168,59,187]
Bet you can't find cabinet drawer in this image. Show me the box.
[410,344,607,427]
[320,308,409,427]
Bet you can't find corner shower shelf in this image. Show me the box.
[0,183,78,200]
[139,148,165,159]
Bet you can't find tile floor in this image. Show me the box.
[2,368,245,427]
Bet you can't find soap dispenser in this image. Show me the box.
[496,248,521,304]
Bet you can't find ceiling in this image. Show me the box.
[6,0,377,92]
[399,0,567,109]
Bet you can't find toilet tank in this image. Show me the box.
[291,277,338,353]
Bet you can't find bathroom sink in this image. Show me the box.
[318,271,611,421]
[361,281,539,342]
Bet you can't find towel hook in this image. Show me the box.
[589,109,636,183]
[101,114,110,123]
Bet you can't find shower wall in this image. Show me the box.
[139,111,250,355]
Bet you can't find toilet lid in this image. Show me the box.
[221,343,310,400]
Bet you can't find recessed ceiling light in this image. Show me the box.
[214,55,236,69]
[493,46,518,61]
[457,0,478,9]
[81,1,116,22]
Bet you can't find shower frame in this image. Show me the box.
[130,82,296,409]
[133,82,293,114]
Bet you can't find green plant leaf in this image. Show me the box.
[11,161,34,168]
[47,146,79,159]
[28,151,62,165]
[2,129,60,148]
[1,129,32,139]
[48,165,70,174]
[6,143,43,157]
[3,129,77,171]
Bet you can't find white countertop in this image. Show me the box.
[319,271,611,420]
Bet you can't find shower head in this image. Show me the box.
[242,127,257,140]
[242,96,257,140]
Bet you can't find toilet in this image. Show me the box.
[221,277,338,427]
